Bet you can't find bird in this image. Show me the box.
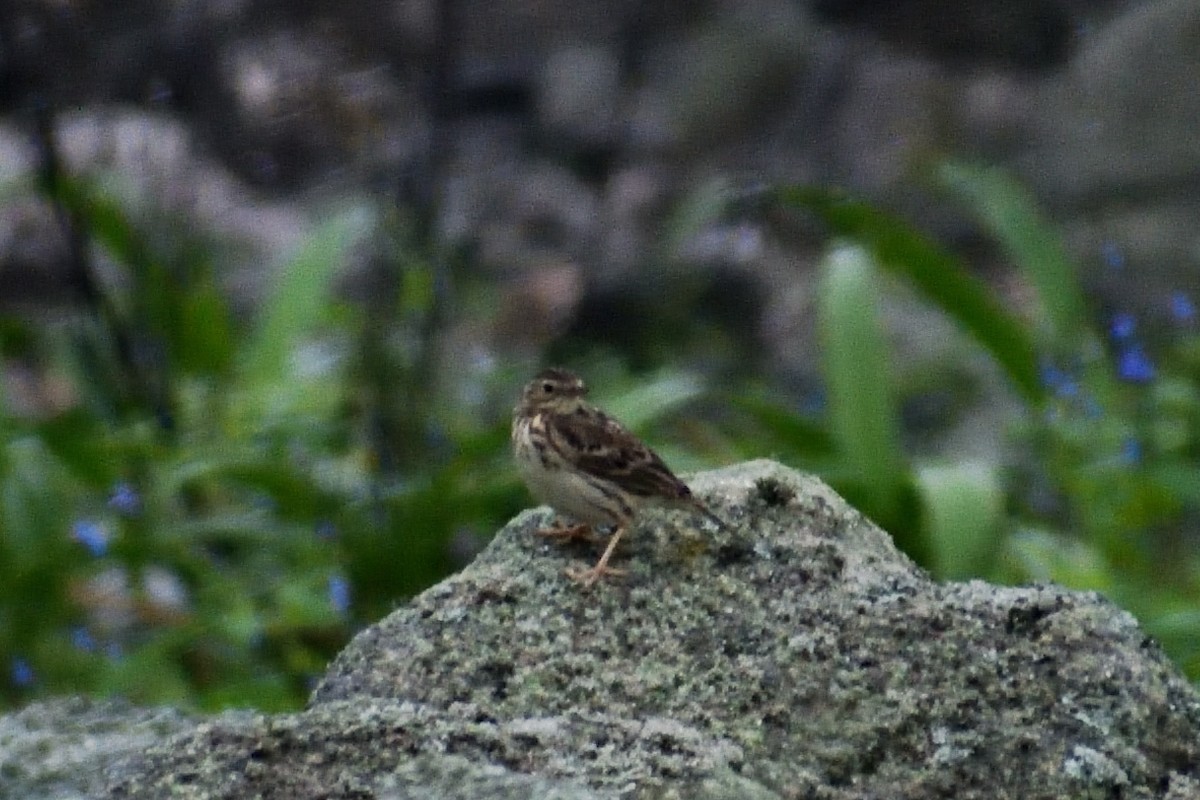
[511,367,728,586]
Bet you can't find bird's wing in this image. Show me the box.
[550,407,694,501]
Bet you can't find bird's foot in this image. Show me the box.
[535,521,602,544]
[563,523,628,587]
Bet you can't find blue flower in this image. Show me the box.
[800,389,826,416]
[328,575,351,615]
[1039,361,1080,399]
[1169,292,1196,323]
[71,626,97,652]
[1119,438,1142,465]
[1109,312,1135,341]
[1116,345,1155,383]
[11,657,34,687]
[1039,361,1065,389]
[1100,241,1125,270]
[107,482,142,516]
[71,520,109,557]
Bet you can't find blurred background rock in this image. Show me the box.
[5,0,1194,379]
[2,0,1199,710]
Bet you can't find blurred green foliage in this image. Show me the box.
[0,171,524,710]
[754,163,1200,678]
[2,158,1199,714]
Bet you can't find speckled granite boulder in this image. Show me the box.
[47,460,1200,797]
[0,696,198,799]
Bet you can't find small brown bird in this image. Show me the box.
[512,367,728,586]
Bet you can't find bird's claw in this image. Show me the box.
[535,522,601,544]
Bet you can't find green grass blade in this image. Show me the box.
[597,371,706,431]
[52,177,153,280]
[1006,528,1114,591]
[242,207,371,386]
[915,461,1004,579]
[818,243,905,521]
[938,162,1088,343]
[727,393,835,459]
[773,185,1043,404]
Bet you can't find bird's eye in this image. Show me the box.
[541,382,555,394]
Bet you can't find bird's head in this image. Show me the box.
[517,367,588,415]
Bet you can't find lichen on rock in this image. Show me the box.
[14,460,1200,799]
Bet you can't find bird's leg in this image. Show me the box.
[566,524,628,586]
[535,520,602,544]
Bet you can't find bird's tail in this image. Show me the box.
[696,501,732,532]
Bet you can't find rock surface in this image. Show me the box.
[0,696,197,799]
[9,460,1200,798]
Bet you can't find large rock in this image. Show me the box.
[11,460,1200,798]
[0,696,197,799]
